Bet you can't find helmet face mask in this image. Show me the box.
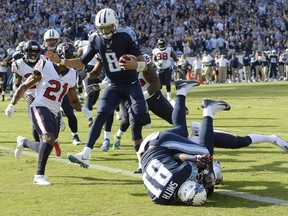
[24,40,41,63]
[95,8,119,40]
[157,39,166,51]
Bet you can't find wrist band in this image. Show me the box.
[59,59,65,65]
[143,91,150,100]
[137,61,146,72]
[186,155,196,162]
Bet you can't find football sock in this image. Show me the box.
[248,134,274,144]
[24,140,40,153]
[203,107,214,118]
[37,142,53,175]
[116,129,124,138]
[83,147,92,158]
[104,131,111,140]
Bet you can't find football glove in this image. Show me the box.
[5,104,15,118]
[86,84,100,95]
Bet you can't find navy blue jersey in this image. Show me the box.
[141,146,194,205]
[80,31,142,85]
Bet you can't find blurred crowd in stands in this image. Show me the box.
[1,0,288,57]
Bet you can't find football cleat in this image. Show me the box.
[68,152,90,168]
[53,140,61,157]
[101,139,110,152]
[201,98,231,114]
[113,135,121,150]
[33,175,52,186]
[133,167,142,174]
[72,134,82,145]
[88,117,93,128]
[175,80,200,92]
[272,135,288,152]
[15,136,26,159]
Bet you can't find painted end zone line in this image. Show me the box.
[1,146,288,206]
[217,189,288,206]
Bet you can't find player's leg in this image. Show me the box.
[113,101,130,150]
[62,95,82,145]
[147,90,173,124]
[67,86,121,168]
[101,112,114,151]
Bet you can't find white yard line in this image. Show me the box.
[1,146,288,206]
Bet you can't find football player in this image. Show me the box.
[45,8,151,168]
[138,80,231,205]
[12,40,45,143]
[43,29,83,147]
[0,47,14,101]
[75,39,101,128]
[5,42,89,185]
[86,53,174,173]
[152,38,178,101]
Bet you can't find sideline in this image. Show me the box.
[1,146,287,206]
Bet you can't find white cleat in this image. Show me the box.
[33,175,52,186]
[201,98,231,114]
[272,135,288,152]
[15,136,26,159]
[68,152,90,168]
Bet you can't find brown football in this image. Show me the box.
[119,54,131,63]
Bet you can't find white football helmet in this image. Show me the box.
[44,29,60,50]
[74,40,81,48]
[178,180,207,206]
[95,8,119,40]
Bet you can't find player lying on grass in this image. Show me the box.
[137,79,231,205]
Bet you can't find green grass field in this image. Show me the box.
[0,82,288,216]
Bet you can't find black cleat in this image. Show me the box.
[133,168,142,174]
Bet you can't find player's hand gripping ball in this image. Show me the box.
[119,54,131,63]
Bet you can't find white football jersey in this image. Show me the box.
[11,54,46,97]
[152,46,173,69]
[30,59,78,116]
[80,40,97,66]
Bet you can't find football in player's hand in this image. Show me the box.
[119,54,131,63]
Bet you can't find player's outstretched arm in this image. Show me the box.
[45,51,85,69]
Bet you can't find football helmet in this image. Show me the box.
[177,180,207,206]
[95,8,119,40]
[44,29,60,51]
[23,40,41,63]
[56,42,77,60]
[157,38,166,51]
[74,40,81,48]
